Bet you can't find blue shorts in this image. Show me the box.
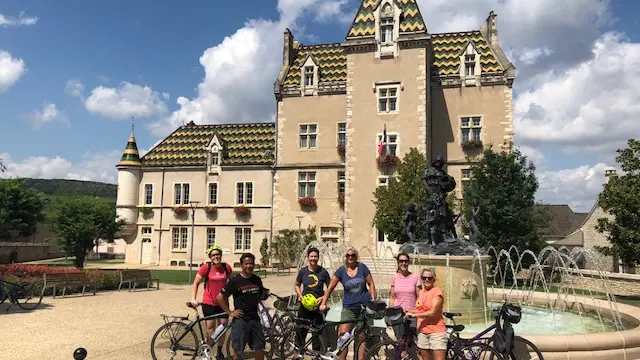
[231,317,265,356]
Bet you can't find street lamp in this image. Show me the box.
[188,200,201,285]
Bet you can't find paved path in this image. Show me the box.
[0,274,298,360]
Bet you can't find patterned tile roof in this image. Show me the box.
[118,132,141,167]
[141,122,275,167]
[431,31,503,76]
[346,0,426,38]
[283,43,347,85]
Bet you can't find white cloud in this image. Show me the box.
[0,151,121,184]
[0,11,38,27]
[514,32,640,156]
[20,103,68,129]
[0,51,26,92]
[81,81,168,120]
[147,0,355,136]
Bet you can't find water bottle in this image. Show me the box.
[336,330,352,348]
[260,308,270,327]
[211,324,225,340]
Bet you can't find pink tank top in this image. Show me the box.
[391,272,420,311]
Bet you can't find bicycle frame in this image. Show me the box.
[164,309,230,348]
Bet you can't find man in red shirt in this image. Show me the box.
[190,245,233,360]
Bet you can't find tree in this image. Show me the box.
[596,139,640,272]
[0,179,46,241]
[260,238,270,267]
[269,226,317,268]
[373,148,429,243]
[47,196,125,268]
[0,158,5,172]
[462,146,547,255]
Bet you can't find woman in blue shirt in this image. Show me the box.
[320,247,377,360]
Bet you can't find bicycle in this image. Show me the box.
[0,278,43,311]
[150,302,276,360]
[279,300,392,360]
[363,307,504,360]
[446,304,544,360]
[259,292,301,357]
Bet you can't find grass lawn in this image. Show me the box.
[30,258,125,266]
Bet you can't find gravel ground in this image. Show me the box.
[0,274,297,360]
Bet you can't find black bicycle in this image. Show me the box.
[0,278,43,311]
[446,304,544,360]
[150,302,276,360]
[363,307,504,360]
[279,300,392,360]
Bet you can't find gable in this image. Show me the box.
[536,204,587,238]
[346,0,426,38]
[141,122,275,167]
[431,31,503,76]
[283,43,346,85]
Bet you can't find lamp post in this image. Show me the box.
[296,215,304,245]
[188,200,201,285]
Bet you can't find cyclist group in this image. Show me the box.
[189,244,449,360]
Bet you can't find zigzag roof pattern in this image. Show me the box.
[346,0,426,38]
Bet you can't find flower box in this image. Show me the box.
[337,143,346,156]
[172,206,188,215]
[234,206,251,217]
[140,206,153,214]
[298,196,317,209]
[376,154,399,167]
[204,206,218,215]
[338,194,345,207]
[461,140,483,152]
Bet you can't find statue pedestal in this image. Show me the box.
[411,254,491,325]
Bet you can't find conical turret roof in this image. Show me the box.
[117,131,141,167]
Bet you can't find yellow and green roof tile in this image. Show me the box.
[283,43,347,86]
[118,133,142,167]
[141,122,275,167]
[346,0,426,38]
[431,31,503,76]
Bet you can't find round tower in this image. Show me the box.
[116,130,141,238]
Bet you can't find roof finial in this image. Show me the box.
[131,116,135,134]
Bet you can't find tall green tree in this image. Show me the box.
[47,196,125,268]
[595,139,640,272]
[462,146,547,255]
[269,226,317,268]
[373,148,429,243]
[0,179,46,241]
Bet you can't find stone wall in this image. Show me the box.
[561,269,640,296]
[0,242,65,264]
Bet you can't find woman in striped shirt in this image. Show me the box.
[388,252,421,331]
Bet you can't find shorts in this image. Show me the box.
[340,307,373,326]
[202,304,228,319]
[417,331,448,350]
[231,317,265,355]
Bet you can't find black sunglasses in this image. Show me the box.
[398,259,409,264]
[345,254,357,258]
[421,276,434,281]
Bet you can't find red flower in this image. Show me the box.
[234,206,251,216]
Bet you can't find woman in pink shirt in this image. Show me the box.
[389,252,420,331]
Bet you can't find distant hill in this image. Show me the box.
[16,178,117,199]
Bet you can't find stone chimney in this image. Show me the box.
[486,11,498,44]
[604,169,617,184]
[283,28,295,66]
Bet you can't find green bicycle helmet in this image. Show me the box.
[301,294,319,311]
[206,244,223,256]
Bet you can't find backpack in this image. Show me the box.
[203,262,231,289]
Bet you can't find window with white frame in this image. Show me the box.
[337,122,346,146]
[461,116,481,142]
[321,227,340,242]
[461,169,471,194]
[337,171,345,196]
[171,227,188,250]
[298,172,316,198]
[208,183,218,205]
[211,152,220,166]
[464,47,476,76]
[174,183,190,205]
[380,17,394,44]
[304,66,314,87]
[235,228,251,251]
[377,176,390,187]
[206,228,216,249]
[144,184,153,205]
[236,182,253,205]
[299,124,317,149]
[377,85,398,113]
[376,133,398,156]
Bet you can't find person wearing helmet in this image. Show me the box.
[190,244,232,360]
[293,247,330,354]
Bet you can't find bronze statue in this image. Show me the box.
[422,155,457,245]
[402,202,418,242]
[467,198,481,243]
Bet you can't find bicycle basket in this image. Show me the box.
[364,299,387,320]
[383,307,405,327]
[273,295,297,311]
[502,303,522,324]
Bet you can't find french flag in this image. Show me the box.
[377,125,387,156]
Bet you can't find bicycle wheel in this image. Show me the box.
[224,322,277,360]
[150,321,198,360]
[451,343,504,360]
[488,336,543,360]
[354,329,393,360]
[363,340,420,360]
[14,282,43,311]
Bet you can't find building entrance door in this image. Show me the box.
[141,238,152,264]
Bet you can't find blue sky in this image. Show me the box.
[1,0,639,212]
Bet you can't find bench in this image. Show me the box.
[118,269,160,292]
[42,272,97,298]
[273,263,291,276]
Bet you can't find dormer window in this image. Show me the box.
[375,1,399,59]
[300,56,318,96]
[211,152,219,166]
[465,52,476,76]
[206,135,224,173]
[460,43,481,86]
[380,18,394,43]
[304,66,314,87]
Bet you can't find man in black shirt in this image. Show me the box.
[217,253,267,360]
